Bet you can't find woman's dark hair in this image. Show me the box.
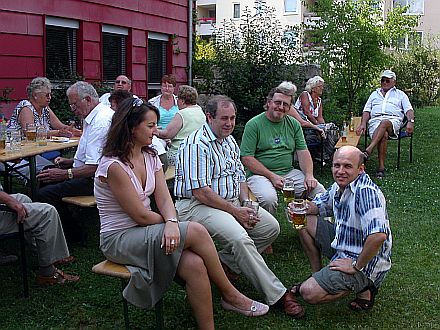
[102,97,160,167]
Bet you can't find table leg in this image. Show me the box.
[28,156,37,200]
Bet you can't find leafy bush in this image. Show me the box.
[193,4,306,133]
[391,41,440,108]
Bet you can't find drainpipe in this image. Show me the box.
[188,0,193,86]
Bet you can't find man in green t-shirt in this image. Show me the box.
[240,85,325,214]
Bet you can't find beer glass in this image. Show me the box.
[25,123,37,142]
[36,126,48,146]
[243,200,259,214]
[282,178,295,203]
[9,129,22,152]
[288,199,307,230]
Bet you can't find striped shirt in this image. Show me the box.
[313,172,392,287]
[174,123,245,199]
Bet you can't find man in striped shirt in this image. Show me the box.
[291,146,392,312]
[174,95,305,318]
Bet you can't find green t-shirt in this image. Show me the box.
[240,112,307,176]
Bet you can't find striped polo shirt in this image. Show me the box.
[174,123,245,199]
[313,172,392,287]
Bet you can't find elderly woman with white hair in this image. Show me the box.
[3,77,81,182]
[279,78,338,162]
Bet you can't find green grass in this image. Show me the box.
[1,107,439,329]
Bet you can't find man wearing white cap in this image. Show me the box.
[356,70,415,178]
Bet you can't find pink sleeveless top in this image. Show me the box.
[95,153,162,234]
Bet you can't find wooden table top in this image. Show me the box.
[0,139,79,162]
[335,117,363,148]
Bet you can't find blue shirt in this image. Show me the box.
[174,123,245,199]
[313,172,392,286]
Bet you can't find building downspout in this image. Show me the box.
[188,0,193,86]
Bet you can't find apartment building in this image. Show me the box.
[196,0,440,48]
[196,0,304,39]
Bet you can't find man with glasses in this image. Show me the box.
[37,81,113,242]
[240,85,325,215]
[99,75,136,107]
[356,70,415,179]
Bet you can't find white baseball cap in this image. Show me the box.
[380,70,396,80]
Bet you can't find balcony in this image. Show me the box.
[197,0,217,6]
[197,19,216,37]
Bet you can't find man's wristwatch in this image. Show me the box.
[67,168,74,180]
[352,260,364,272]
[409,119,415,123]
[167,218,179,223]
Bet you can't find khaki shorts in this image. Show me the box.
[368,116,402,139]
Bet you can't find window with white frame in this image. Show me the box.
[233,3,240,18]
[397,31,423,49]
[148,32,169,97]
[284,0,298,13]
[393,0,424,15]
[102,25,128,81]
[45,17,78,80]
[255,0,266,15]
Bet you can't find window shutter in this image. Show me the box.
[46,26,77,80]
[103,33,127,81]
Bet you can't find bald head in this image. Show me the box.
[332,146,365,190]
[334,146,365,167]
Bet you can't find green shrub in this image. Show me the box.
[391,41,440,108]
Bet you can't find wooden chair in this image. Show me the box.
[0,205,29,297]
[364,117,413,169]
[303,128,324,174]
[92,260,164,330]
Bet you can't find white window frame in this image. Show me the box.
[284,0,299,14]
[233,3,240,19]
[393,0,424,15]
[399,31,423,49]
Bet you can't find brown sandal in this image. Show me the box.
[37,268,80,286]
[54,255,76,266]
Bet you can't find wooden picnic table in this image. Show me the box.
[335,117,363,148]
[0,138,79,199]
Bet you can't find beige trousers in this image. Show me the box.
[175,197,286,305]
[247,168,326,214]
[0,193,69,267]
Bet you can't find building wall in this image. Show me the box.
[0,0,189,117]
[197,0,303,37]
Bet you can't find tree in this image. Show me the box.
[306,0,419,114]
[206,4,303,126]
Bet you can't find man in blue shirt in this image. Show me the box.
[292,146,392,311]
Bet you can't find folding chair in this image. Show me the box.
[364,116,413,170]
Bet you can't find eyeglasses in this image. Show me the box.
[115,80,128,84]
[381,78,392,83]
[272,100,291,110]
[69,97,85,109]
[37,92,52,98]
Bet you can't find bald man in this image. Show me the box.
[290,146,392,313]
[99,75,137,107]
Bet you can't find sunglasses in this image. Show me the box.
[115,80,128,84]
[381,78,392,83]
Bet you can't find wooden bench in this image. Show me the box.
[335,116,362,148]
[92,260,164,329]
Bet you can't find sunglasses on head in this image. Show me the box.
[115,80,128,84]
[381,78,392,83]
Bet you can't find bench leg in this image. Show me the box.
[18,222,29,298]
[155,298,164,330]
[120,279,130,329]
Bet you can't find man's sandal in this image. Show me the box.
[375,169,385,179]
[290,283,302,297]
[362,151,370,161]
[349,285,378,311]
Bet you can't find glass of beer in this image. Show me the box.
[288,199,307,230]
[282,178,295,203]
[25,123,37,142]
[243,200,259,215]
[36,125,48,146]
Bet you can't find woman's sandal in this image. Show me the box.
[349,285,378,311]
[362,150,370,161]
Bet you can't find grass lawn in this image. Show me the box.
[1,106,439,329]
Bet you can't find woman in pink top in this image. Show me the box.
[95,98,268,328]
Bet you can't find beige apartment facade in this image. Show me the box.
[196,0,304,39]
[196,0,440,48]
